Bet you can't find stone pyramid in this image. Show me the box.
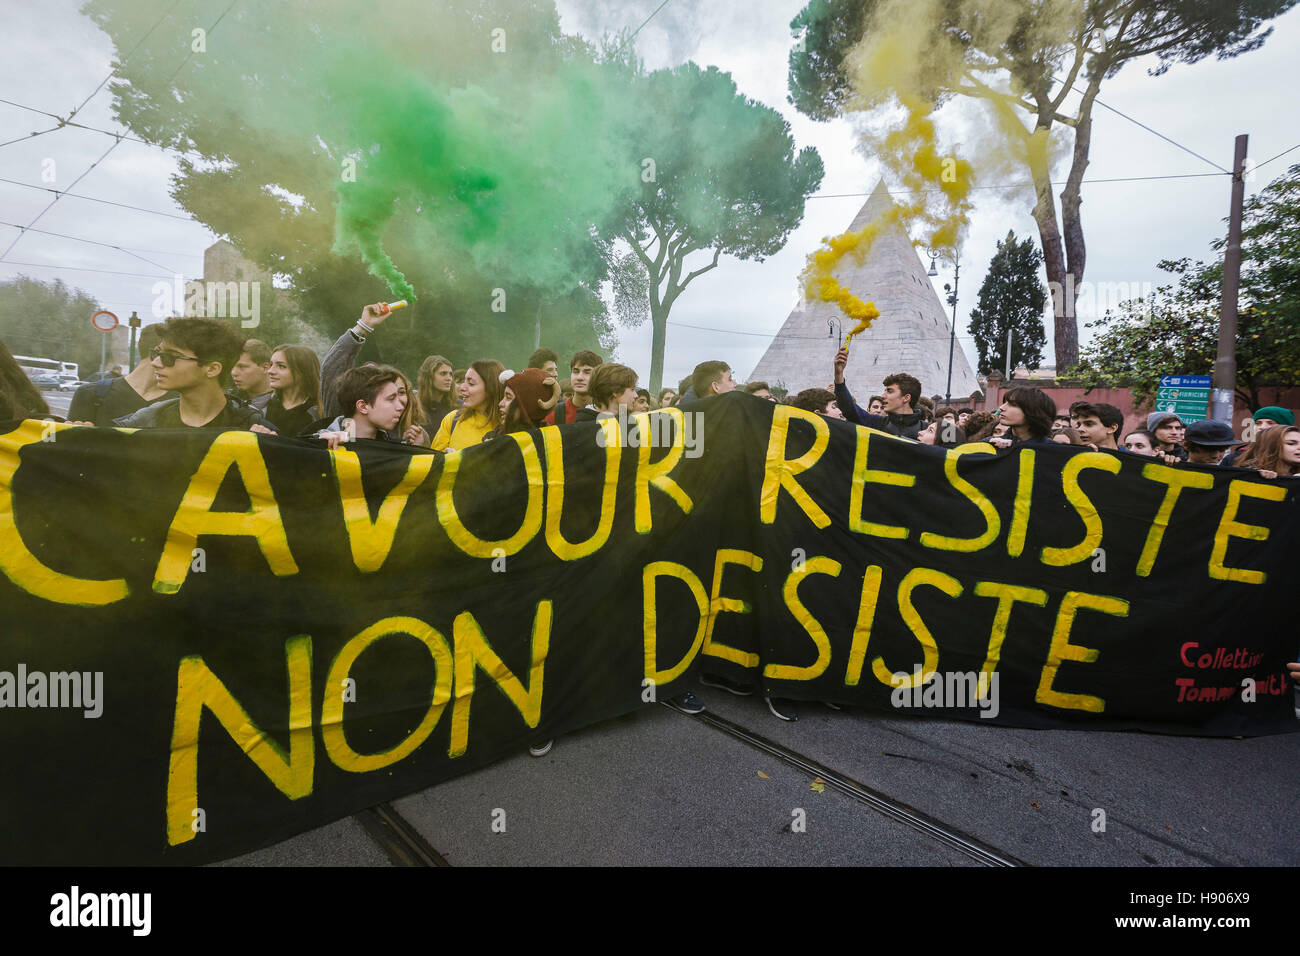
[750,181,981,405]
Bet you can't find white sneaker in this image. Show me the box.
[529,740,553,757]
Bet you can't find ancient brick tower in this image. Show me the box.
[749,181,981,404]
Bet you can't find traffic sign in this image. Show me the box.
[91,310,119,332]
[1156,374,1210,423]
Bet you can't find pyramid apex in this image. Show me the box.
[845,179,899,233]
[748,177,979,401]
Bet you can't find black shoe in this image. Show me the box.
[666,691,705,715]
[766,697,798,721]
[699,673,755,696]
[824,701,843,711]
[528,740,553,757]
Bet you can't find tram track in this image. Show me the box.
[348,702,1025,867]
[353,803,451,867]
[671,705,1025,867]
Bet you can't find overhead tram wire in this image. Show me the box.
[807,170,1228,201]
[625,0,674,46]
[1051,74,1229,174]
[0,0,187,151]
[64,0,188,125]
[0,98,166,151]
[0,139,124,263]
[0,177,199,223]
[0,261,174,280]
[1255,143,1299,169]
[667,319,981,344]
[0,0,241,266]
[0,220,196,274]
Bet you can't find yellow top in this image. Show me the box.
[431,409,496,451]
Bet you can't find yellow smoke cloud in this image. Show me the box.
[800,0,1090,336]
[801,95,972,341]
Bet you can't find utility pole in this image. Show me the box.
[943,256,960,404]
[1004,327,1013,382]
[1212,134,1248,425]
[128,311,141,368]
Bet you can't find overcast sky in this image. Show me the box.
[3,0,1298,390]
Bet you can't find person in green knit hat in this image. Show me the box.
[1222,405,1294,467]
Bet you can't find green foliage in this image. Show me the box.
[1070,164,1300,408]
[610,251,649,329]
[967,231,1047,376]
[787,0,871,121]
[787,0,1298,119]
[0,277,107,377]
[618,62,824,389]
[85,0,627,375]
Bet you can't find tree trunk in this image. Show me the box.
[648,300,668,394]
[1057,77,1103,372]
[1026,128,1074,374]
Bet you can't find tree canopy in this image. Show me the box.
[616,62,824,391]
[787,0,1297,371]
[1071,164,1300,409]
[967,230,1047,376]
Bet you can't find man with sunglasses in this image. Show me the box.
[114,318,270,430]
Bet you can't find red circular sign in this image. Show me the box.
[91,310,119,332]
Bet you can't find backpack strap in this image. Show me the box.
[86,378,115,419]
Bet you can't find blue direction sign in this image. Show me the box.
[1156,375,1211,423]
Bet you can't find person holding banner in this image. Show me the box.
[431,360,504,451]
[262,345,322,436]
[1222,406,1294,467]
[497,367,561,435]
[1238,425,1300,479]
[313,365,416,450]
[114,318,269,430]
[1147,412,1189,461]
[69,323,174,425]
[989,387,1056,449]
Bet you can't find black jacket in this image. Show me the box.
[114,396,270,429]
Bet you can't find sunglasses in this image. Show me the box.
[151,346,202,367]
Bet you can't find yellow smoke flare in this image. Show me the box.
[801,95,973,341]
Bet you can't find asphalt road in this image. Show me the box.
[40,387,72,419]
[222,682,1300,867]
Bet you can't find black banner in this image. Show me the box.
[1,394,1296,863]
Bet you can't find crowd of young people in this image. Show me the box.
[1,307,1297,735]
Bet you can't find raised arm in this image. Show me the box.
[833,347,876,427]
[321,303,394,418]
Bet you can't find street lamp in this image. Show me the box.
[827,317,841,348]
[927,250,960,403]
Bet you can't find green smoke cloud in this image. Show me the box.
[88,0,644,303]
